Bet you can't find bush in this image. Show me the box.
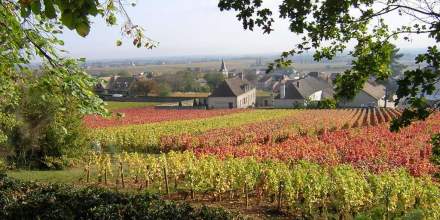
[0,174,242,219]
[431,133,440,165]
[317,98,337,109]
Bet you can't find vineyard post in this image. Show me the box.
[164,167,170,197]
[384,186,391,220]
[120,161,125,188]
[277,181,284,211]
[104,166,108,185]
[145,165,150,189]
[245,182,249,208]
[86,165,90,183]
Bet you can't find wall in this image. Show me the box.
[338,91,379,108]
[100,95,203,103]
[309,90,323,101]
[207,89,256,109]
[207,97,237,108]
[256,96,273,107]
[378,99,396,108]
[155,106,207,110]
[236,89,257,108]
[274,99,304,108]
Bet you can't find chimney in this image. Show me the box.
[280,83,286,99]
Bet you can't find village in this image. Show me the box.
[94,59,398,109]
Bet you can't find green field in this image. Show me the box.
[7,168,84,184]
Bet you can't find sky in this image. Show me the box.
[59,0,438,60]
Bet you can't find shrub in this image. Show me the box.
[0,174,241,219]
[431,133,440,165]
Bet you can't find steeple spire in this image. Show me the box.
[220,59,229,78]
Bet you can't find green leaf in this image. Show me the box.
[31,0,42,14]
[43,0,56,19]
[20,7,31,18]
[76,22,90,37]
[60,13,74,29]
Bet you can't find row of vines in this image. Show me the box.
[89,109,400,153]
[89,109,298,152]
[195,113,440,176]
[161,108,401,152]
[83,151,440,219]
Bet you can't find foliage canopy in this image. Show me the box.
[218,0,440,130]
[0,0,157,166]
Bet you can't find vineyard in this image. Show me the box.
[89,109,299,152]
[84,107,246,128]
[80,107,440,218]
[82,151,439,219]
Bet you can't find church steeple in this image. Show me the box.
[220,59,229,78]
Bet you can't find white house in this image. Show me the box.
[273,76,334,107]
[208,76,256,109]
[339,82,395,108]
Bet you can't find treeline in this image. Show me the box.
[126,70,225,97]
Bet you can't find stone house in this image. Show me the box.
[94,82,107,95]
[338,82,393,108]
[257,75,273,90]
[106,75,142,96]
[208,76,256,109]
[273,76,333,108]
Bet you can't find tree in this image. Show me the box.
[244,71,258,82]
[218,0,440,130]
[204,72,225,91]
[390,48,407,78]
[0,1,156,167]
[129,80,159,97]
[377,47,408,98]
[158,83,172,97]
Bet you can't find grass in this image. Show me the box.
[7,168,84,184]
[105,101,159,111]
[170,92,209,98]
[256,90,272,96]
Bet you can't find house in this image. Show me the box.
[94,82,107,95]
[106,76,139,96]
[208,76,256,109]
[338,82,393,108]
[273,76,333,108]
[257,75,273,90]
[256,95,273,107]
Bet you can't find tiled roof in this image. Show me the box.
[362,82,385,100]
[283,76,333,99]
[258,75,272,83]
[210,78,255,97]
[107,76,137,91]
